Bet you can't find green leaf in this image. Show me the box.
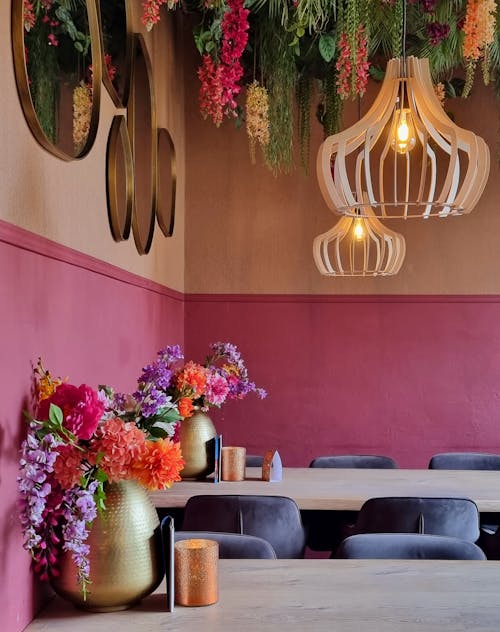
[318,34,336,63]
[296,27,305,38]
[148,425,169,438]
[74,41,84,53]
[205,41,215,53]
[48,403,63,428]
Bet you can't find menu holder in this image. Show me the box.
[213,434,223,483]
[160,515,175,612]
[261,450,283,482]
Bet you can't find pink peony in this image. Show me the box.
[38,383,104,440]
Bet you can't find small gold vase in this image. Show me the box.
[179,409,217,479]
[51,480,163,612]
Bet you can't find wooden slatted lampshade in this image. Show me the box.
[313,206,406,277]
[316,56,490,220]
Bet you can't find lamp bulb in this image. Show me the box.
[353,218,365,241]
[392,108,416,154]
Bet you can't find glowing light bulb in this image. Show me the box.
[391,108,416,154]
[353,218,365,241]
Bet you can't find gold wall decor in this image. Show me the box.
[11,0,102,161]
[106,115,133,241]
[97,0,133,108]
[127,34,156,255]
[156,127,176,237]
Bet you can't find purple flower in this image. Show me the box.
[139,361,173,390]
[157,344,183,364]
[427,22,450,46]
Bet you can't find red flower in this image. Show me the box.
[38,383,104,440]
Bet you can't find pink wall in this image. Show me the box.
[0,221,184,632]
[185,294,500,468]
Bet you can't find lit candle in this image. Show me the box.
[174,539,218,607]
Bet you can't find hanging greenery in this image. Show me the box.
[147,0,499,173]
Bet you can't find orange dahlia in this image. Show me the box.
[132,439,185,490]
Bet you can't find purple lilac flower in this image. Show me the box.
[134,385,171,418]
[138,361,173,390]
[61,481,98,592]
[157,344,183,364]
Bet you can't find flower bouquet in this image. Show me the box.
[18,360,185,597]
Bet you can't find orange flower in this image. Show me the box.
[178,397,194,418]
[88,417,146,482]
[53,444,85,489]
[176,361,208,398]
[463,0,496,61]
[132,439,184,490]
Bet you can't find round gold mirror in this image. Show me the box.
[156,128,176,237]
[106,115,133,242]
[128,35,156,255]
[11,0,101,161]
[97,0,133,108]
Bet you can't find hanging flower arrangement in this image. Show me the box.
[143,0,499,172]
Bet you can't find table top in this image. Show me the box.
[149,467,500,512]
[25,559,500,631]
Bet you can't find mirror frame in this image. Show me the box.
[156,128,176,237]
[127,34,156,255]
[106,115,133,242]
[97,0,133,108]
[11,0,102,161]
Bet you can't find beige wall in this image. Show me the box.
[1,1,185,292]
[184,37,500,295]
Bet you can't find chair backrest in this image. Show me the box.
[246,454,264,467]
[174,531,277,559]
[334,533,486,560]
[428,452,500,470]
[354,496,480,542]
[309,455,398,469]
[182,495,306,558]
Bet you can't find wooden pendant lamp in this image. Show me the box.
[313,206,406,277]
[317,55,490,220]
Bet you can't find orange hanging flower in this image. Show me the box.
[132,439,185,490]
[463,0,496,61]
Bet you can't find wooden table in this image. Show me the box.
[25,559,500,631]
[149,467,500,512]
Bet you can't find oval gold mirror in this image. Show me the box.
[12,0,101,161]
[156,128,176,237]
[106,115,133,242]
[97,0,133,108]
[128,35,156,255]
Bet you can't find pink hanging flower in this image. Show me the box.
[141,0,180,32]
[198,0,250,124]
[355,26,370,97]
[336,32,352,99]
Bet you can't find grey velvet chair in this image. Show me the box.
[429,452,500,534]
[246,454,264,467]
[304,454,398,552]
[181,494,306,558]
[353,496,480,542]
[174,531,277,559]
[428,452,500,470]
[333,533,486,560]
[310,455,397,469]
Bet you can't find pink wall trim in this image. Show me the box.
[185,295,500,470]
[186,292,500,303]
[1,221,184,632]
[0,219,184,302]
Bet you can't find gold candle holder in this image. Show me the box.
[174,539,218,606]
[221,446,246,481]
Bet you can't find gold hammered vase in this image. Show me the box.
[51,480,163,612]
[179,409,217,479]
